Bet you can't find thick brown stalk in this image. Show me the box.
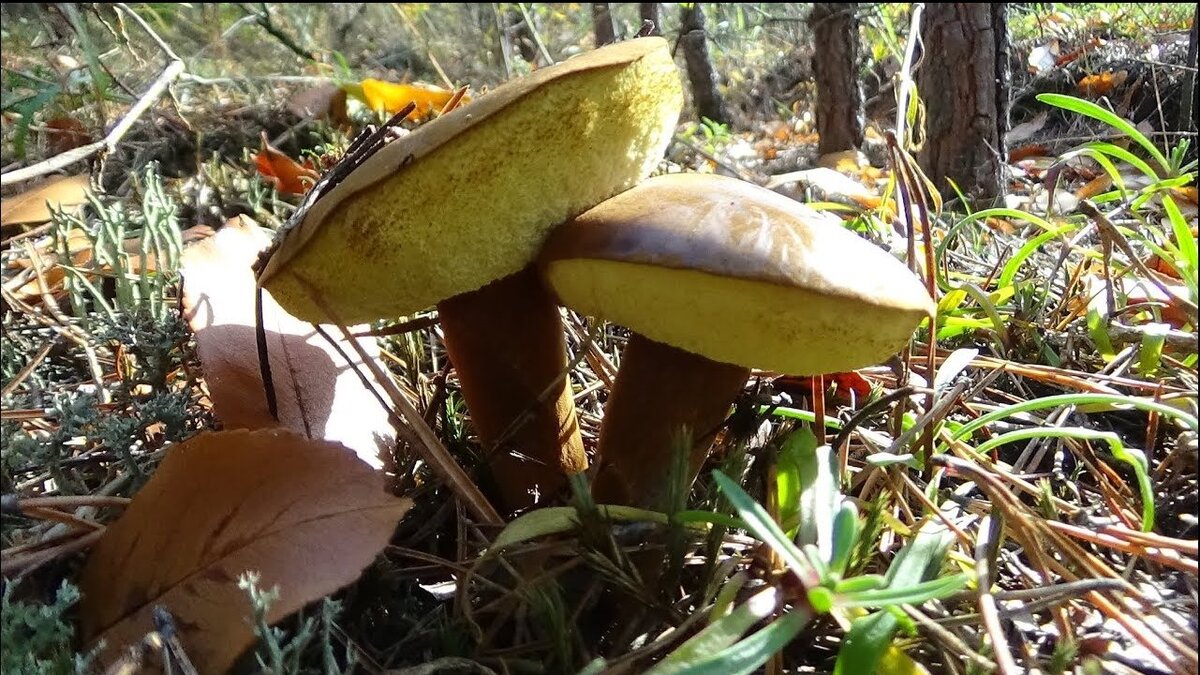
[437,266,586,514]
[593,333,750,507]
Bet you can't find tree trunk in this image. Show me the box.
[680,3,730,125]
[917,3,1010,201]
[592,2,617,47]
[809,3,864,155]
[1178,3,1197,135]
[639,2,662,37]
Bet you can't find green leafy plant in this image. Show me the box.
[0,580,94,674]
[644,428,969,674]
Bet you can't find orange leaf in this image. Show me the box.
[817,149,869,172]
[254,133,318,195]
[1075,173,1113,200]
[0,174,90,227]
[80,428,412,675]
[1076,70,1127,98]
[1170,186,1197,206]
[1008,143,1050,163]
[1054,36,1102,67]
[984,217,1016,235]
[179,216,395,469]
[360,79,468,120]
[775,371,873,403]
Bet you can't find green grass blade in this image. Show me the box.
[651,609,811,675]
[838,573,970,608]
[646,588,780,675]
[973,427,1155,531]
[713,470,820,589]
[1037,93,1171,175]
[998,223,1078,289]
[834,610,900,675]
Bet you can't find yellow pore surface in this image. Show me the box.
[540,174,934,375]
[546,259,928,375]
[263,41,682,324]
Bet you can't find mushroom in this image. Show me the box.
[538,173,935,507]
[256,38,684,513]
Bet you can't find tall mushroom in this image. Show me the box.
[538,173,935,508]
[256,38,683,514]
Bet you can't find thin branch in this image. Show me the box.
[1,59,184,186]
[241,3,316,61]
[893,3,925,150]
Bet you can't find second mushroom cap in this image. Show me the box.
[539,172,936,376]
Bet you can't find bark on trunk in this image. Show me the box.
[809,3,864,155]
[1178,3,1197,134]
[592,2,617,47]
[680,3,730,126]
[639,2,662,37]
[917,3,1010,201]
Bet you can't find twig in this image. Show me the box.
[114,3,181,61]
[21,242,110,403]
[5,495,131,513]
[975,517,1020,675]
[241,3,315,61]
[893,3,925,150]
[298,282,503,526]
[0,58,185,186]
[1105,322,1198,352]
[516,3,555,65]
[0,528,104,577]
[0,341,55,400]
[1080,200,1200,320]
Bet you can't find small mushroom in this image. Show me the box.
[256,38,684,513]
[539,173,935,507]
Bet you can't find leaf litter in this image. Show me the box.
[0,4,1196,674]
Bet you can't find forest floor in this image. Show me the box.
[1,4,1197,675]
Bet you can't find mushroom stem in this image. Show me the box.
[593,333,750,508]
[437,266,586,513]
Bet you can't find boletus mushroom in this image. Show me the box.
[256,38,684,513]
[538,173,935,508]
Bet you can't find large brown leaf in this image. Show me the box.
[0,174,90,226]
[180,216,394,468]
[80,428,412,674]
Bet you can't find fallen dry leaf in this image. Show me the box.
[1082,272,1193,329]
[7,225,212,302]
[775,371,873,404]
[44,117,93,155]
[180,216,395,468]
[286,83,350,127]
[1077,70,1127,98]
[1170,186,1197,206]
[80,428,412,675]
[1008,143,1051,163]
[1055,36,1103,67]
[817,149,869,172]
[983,217,1016,235]
[766,167,892,214]
[359,79,467,120]
[1006,111,1049,146]
[254,133,319,195]
[0,174,91,227]
[1075,173,1114,200]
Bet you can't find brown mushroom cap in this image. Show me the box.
[257,37,683,324]
[540,173,935,375]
